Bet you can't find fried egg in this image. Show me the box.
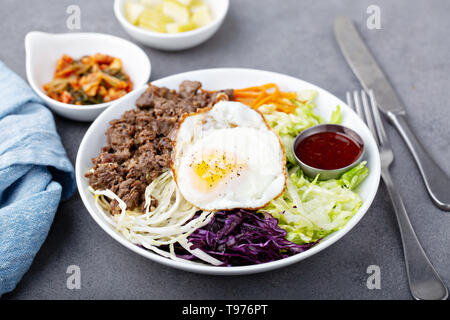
[172,100,286,211]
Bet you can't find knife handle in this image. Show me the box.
[388,113,450,211]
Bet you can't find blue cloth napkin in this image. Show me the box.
[0,61,76,295]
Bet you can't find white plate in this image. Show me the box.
[25,31,151,121]
[76,68,381,275]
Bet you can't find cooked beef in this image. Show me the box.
[86,81,233,214]
[179,80,201,98]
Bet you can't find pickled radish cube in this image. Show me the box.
[191,6,212,27]
[166,22,197,33]
[178,22,197,32]
[139,0,163,7]
[138,8,173,32]
[166,23,180,33]
[162,1,189,24]
[125,1,145,24]
[190,3,207,13]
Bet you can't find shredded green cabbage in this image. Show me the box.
[258,90,341,166]
[258,91,368,244]
[262,164,368,244]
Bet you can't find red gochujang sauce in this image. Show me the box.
[295,131,362,170]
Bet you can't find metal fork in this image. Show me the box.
[347,90,448,300]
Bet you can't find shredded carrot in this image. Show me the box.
[233,92,260,98]
[232,83,297,113]
[200,83,298,113]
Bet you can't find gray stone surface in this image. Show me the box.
[1,0,449,300]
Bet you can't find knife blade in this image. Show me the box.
[334,16,405,114]
[334,16,450,211]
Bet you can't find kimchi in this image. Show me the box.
[43,53,133,105]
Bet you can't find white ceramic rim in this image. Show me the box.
[76,68,381,275]
[113,0,230,39]
[25,31,151,112]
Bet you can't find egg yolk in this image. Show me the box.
[190,152,244,192]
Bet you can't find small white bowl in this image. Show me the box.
[25,31,151,122]
[114,0,229,51]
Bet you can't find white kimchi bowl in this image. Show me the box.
[25,31,151,121]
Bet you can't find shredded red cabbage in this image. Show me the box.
[183,209,318,266]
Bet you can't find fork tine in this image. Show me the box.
[347,91,360,118]
[352,91,365,120]
[346,92,353,110]
[368,89,389,146]
[360,90,379,144]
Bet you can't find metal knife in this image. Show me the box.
[334,16,450,211]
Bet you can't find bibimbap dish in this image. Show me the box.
[76,68,380,273]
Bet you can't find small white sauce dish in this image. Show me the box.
[113,0,229,51]
[25,31,151,122]
[292,124,365,180]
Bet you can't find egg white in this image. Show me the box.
[172,101,286,211]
